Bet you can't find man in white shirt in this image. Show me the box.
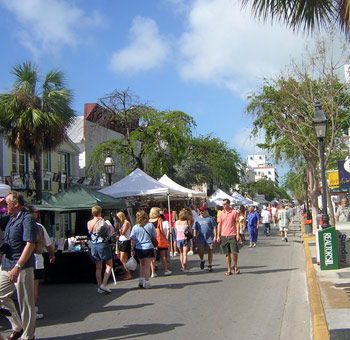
[261,206,272,236]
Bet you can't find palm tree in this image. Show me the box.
[241,0,350,37]
[0,61,75,200]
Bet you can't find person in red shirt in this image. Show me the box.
[217,198,240,276]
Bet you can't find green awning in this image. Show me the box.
[34,185,126,212]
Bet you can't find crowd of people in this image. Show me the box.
[0,191,300,340]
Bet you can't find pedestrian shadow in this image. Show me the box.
[242,267,298,275]
[147,279,223,290]
[37,322,184,340]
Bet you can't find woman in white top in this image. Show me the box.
[175,209,191,272]
[117,211,132,280]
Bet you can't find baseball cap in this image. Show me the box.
[199,205,207,212]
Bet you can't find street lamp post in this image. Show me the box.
[312,100,330,228]
[104,152,115,186]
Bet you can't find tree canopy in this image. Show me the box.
[86,89,195,179]
[241,0,350,38]
[246,36,350,223]
[0,61,75,200]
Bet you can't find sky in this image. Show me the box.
[0,0,333,181]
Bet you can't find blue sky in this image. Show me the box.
[0,0,327,180]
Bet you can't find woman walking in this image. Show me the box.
[130,210,157,289]
[116,211,132,280]
[149,207,172,277]
[238,205,246,244]
[246,206,260,248]
[174,209,191,273]
[87,205,113,294]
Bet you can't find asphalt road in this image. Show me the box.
[1,221,311,340]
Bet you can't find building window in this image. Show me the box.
[268,171,271,175]
[11,148,25,175]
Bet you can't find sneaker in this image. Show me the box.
[36,313,44,320]
[164,270,172,276]
[169,252,174,257]
[151,273,158,278]
[138,278,144,288]
[143,281,152,289]
[183,269,189,273]
[285,237,288,242]
[99,284,111,294]
[187,250,194,256]
[208,265,213,272]
[200,261,205,269]
[173,251,179,256]
[253,243,256,247]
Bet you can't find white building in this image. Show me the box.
[246,154,279,184]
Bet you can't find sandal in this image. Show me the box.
[6,329,23,340]
[225,271,232,276]
[234,267,241,275]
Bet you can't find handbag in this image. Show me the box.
[156,218,169,248]
[184,228,193,240]
[126,256,137,271]
[144,227,158,248]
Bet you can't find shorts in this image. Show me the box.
[280,226,288,232]
[197,243,215,251]
[135,248,155,259]
[91,242,113,262]
[171,228,177,241]
[220,236,239,254]
[34,268,45,280]
[118,240,131,253]
[177,239,190,248]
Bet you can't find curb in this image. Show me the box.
[301,221,330,340]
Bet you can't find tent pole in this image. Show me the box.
[167,194,173,254]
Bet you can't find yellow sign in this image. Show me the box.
[328,171,339,189]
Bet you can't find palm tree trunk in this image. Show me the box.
[33,151,43,201]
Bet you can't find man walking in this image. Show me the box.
[278,204,290,242]
[0,192,37,340]
[193,205,217,272]
[261,206,271,236]
[217,199,240,276]
[335,198,350,222]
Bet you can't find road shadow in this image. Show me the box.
[242,267,298,275]
[135,279,223,290]
[37,323,184,340]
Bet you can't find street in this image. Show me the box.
[1,221,311,340]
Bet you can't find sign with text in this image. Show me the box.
[338,160,350,187]
[328,171,339,189]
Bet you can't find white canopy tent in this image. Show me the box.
[99,168,190,253]
[207,189,241,208]
[158,174,206,198]
[232,191,253,205]
[0,184,10,197]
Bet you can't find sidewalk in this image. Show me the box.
[302,221,350,340]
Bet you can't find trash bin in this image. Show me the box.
[304,212,313,234]
[318,226,339,270]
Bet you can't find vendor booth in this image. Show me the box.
[33,185,126,283]
[207,189,241,208]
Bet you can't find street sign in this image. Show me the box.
[318,227,339,270]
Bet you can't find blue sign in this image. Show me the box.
[338,161,350,187]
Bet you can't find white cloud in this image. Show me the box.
[109,17,171,74]
[0,0,104,56]
[177,0,310,98]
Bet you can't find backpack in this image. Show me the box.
[95,219,112,240]
[34,224,46,254]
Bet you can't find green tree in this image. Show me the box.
[0,62,75,200]
[241,0,350,37]
[246,36,350,227]
[87,89,195,179]
[173,134,243,194]
[245,179,291,201]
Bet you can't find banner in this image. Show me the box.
[328,171,339,189]
[338,160,350,187]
